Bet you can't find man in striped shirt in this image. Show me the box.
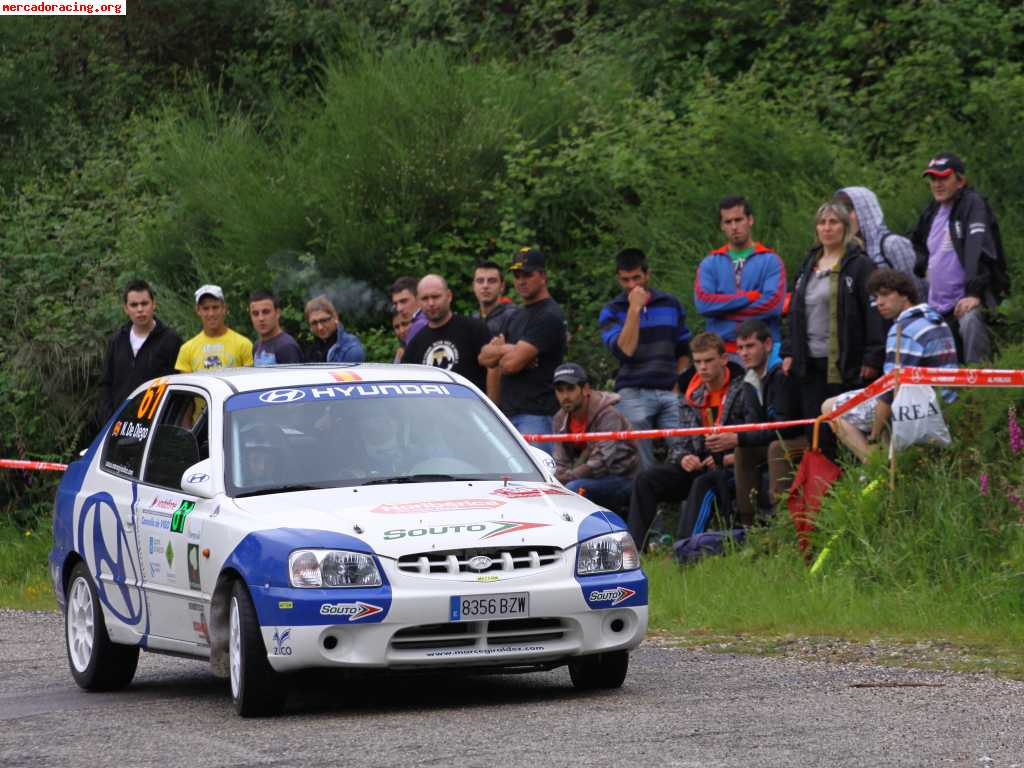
[825,269,958,462]
[599,248,692,471]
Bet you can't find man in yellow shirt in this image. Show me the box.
[175,284,254,372]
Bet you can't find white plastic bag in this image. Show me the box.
[890,384,951,451]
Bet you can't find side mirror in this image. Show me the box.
[529,446,556,478]
[181,458,216,499]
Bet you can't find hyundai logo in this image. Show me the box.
[258,389,306,404]
[467,555,493,572]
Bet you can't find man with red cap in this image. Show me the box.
[909,152,1009,363]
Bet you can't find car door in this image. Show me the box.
[81,384,165,645]
[135,386,214,647]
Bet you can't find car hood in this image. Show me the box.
[231,481,614,557]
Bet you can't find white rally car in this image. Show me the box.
[51,364,647,715]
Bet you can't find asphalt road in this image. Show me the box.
[1,609,1022,768]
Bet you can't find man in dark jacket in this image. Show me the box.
[711,320,805,526]
[909,152,1009,363]
[100,280,182,420]
[627,332,746,547]
[552,363,639,513]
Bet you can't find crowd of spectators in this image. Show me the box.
[101,151,1008,550]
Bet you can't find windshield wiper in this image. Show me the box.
[234,483,329,498]
[360,474,464,486]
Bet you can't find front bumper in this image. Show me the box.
[255,561,647,673]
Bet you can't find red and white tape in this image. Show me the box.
[523,366,1024,444]
[3,367,1023,461]
[0,459,68,472]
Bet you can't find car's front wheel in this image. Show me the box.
[65,561,139,691]
[228,580,284,717]
[568,650,629,690]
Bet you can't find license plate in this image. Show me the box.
[449,592,529,622]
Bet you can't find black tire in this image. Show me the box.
[568,650,629,690]
[64,561,140,691]
[228,580,285,717]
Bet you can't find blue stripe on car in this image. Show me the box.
[221,528,392,626]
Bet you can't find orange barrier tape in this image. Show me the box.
[523,366,1021,444]
[0,459,68,472]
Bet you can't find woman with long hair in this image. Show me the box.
[782,201,886,422]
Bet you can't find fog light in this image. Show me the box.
[323,634,338,650]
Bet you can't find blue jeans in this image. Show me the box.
[615,388,680,471]
[511,413,555,456]
[565,475,634,514]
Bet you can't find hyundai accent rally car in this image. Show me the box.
[51,364,648,715]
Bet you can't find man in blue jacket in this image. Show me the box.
[694,195,786,363]
[599,248,691,471]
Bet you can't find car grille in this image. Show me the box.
[396,546,562,576]
[390,618,567,651]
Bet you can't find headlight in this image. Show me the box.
[288,549,382,588]
[576,532,640,576]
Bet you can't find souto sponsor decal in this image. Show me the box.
[148,495,179,512]
[371,498,505,515]
[271,628,292,656]
[384,520,551,540]
[319,601,384,621]
[588,587,636,606]
[259,388,306,404]
[170,500,196,534]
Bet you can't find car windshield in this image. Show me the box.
[224,381,543,496]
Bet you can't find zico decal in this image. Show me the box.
[170,500,196,533]
[271,628,292,656]
[319,601,384,621]
[384,520,551,541]
[371,499,506,515]
[588,587,636,606]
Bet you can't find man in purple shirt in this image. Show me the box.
[909,153,1010,363]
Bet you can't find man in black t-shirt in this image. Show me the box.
[479,248,566,454]
[404,274,491,391]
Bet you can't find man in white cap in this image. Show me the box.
[175,284,254,372]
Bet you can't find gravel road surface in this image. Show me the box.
[1,609,1021,767]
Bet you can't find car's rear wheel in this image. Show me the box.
[65,561,139,691]
[228,580,284,717]
[568,650,629,690]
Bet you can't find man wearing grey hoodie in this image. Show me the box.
[834,186,927,299]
